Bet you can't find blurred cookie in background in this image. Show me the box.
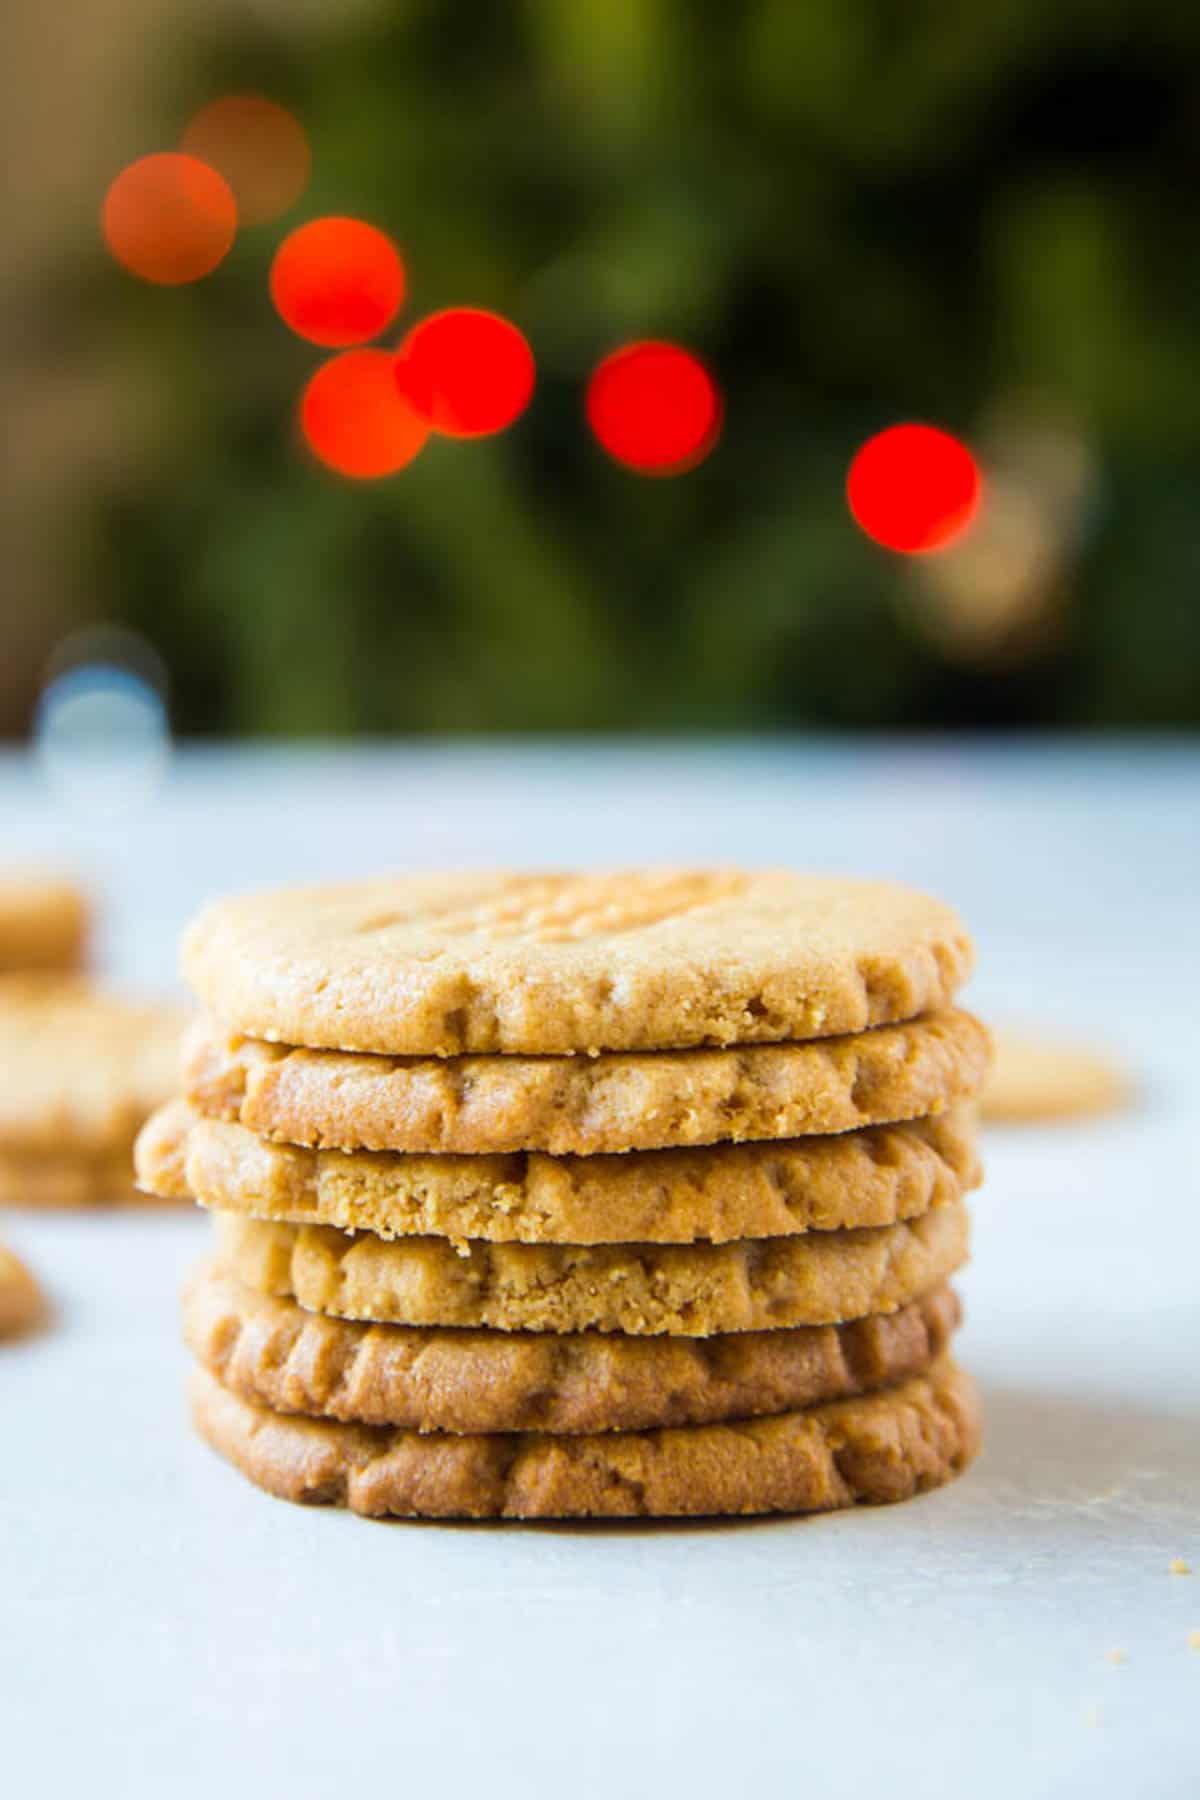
[0,978,187,1207]
[0,876,89,974]
[0,1243,45,1338]
[981,1028,1131,1124]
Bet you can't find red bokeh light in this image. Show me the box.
[181,95,310,227]
[847,424,982,554]
[585,342,722,475]
[299,349,429,479]
[270,218,406,347]
[395,308,535,437]
[101,152,237,285]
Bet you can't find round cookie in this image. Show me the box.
[0,977,185,1161]
[190,1354,981,1518]
[0,1243,45,1337]
[213,1200,969,1336]
[0,876,88,974]
[141,1097,980,1244]
[183,1008,991,1157]
[181,870,974,1056]
[185,1261,962,1434]
[982,1028,1129,1124]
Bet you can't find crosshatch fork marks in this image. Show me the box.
[349,872,752,947]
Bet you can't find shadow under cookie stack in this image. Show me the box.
[137,871,991,1523]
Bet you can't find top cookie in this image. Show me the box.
[182,870,973,1056]
[0,977,185,1158]
[0,875,89,973]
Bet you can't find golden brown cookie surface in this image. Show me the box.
[190,1354,981,1518]
[213,1199,969,1336]
[141,1097,979,1244]
[182,870,973,1056]
[183,1008,990,1156]
[185,1261,962,1434]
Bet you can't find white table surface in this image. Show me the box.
[3,738,1198,1800]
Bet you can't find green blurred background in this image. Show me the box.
[4,0,1200,736]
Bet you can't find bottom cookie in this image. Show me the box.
[190,1355,980,1520]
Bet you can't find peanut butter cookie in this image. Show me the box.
[213,1199,969,1336]
[0,876,88,974]
[182,870,973,1056]
[141,1097,979,1243]
[183,1008,990,1156]
[190,1353,981,1518]
[185,1261,962,1434]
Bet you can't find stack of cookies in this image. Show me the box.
[137,871,990,1522]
